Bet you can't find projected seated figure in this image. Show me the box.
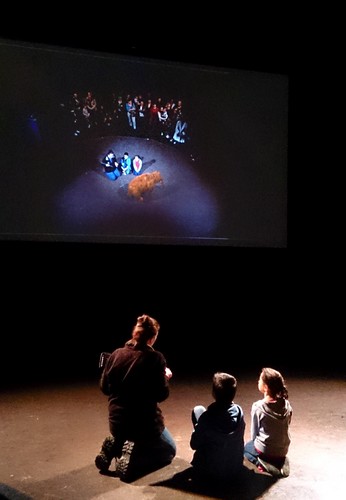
[120,152,132,175]
[132,155,143,176]
[101,150,121,181]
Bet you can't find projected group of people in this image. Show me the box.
[95,314,293,484]
[101,150,143,181]
[66,90,189,145]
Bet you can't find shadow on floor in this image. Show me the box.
[1,465,120,500]
[0,483,33,500]
[151,459,278,500]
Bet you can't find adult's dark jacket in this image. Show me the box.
[100,341,170,441]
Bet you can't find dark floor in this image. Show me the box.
[1,372,345,500]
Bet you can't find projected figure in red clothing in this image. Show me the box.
[132,155,143,176]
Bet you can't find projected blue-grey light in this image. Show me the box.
[54,136,220,243]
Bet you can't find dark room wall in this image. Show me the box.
[0,14,299,387]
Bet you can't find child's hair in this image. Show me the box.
[131,314,160,344]
[261,367,288,399]
[212,372,237,404]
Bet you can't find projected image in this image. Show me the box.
[0,40,288,247]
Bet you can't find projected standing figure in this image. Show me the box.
[173,119,187,144]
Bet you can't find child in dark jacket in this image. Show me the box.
[190,372,245,481]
